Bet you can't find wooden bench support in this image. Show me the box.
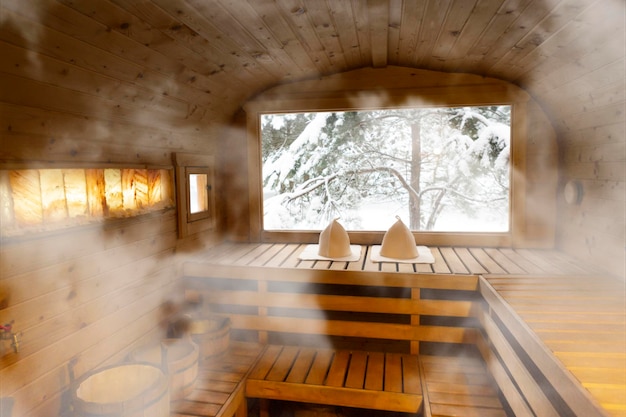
[246,345,423,414]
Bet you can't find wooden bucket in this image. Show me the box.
[130,338,199,400]
[72,363,169,417]
[189,316,230,360]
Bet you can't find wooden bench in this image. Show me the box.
[477,275,617,417]
[246,345,423,414]
[183,245,508,416]
[182,243,616,417]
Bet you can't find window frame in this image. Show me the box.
[173,153,216,238]
[186,167,213,223]
[259,106,513,234]
[245,86,531,247]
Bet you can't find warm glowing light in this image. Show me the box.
[0,168,175,237]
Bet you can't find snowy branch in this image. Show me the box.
[284,166,420,203]
[419,186,506,203]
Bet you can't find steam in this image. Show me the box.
[0,0,624,416]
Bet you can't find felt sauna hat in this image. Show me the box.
[318,218,352,258]
[380,216,419,259]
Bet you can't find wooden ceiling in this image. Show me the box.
[2,0,624,134]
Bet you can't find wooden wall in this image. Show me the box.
[0,3,223,416]
[551,60,625,278]
[513,1,625,278]
[0,0,624,415]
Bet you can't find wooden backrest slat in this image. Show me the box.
[202,289,474,317]
[219,289,408,311]
[229,315,473,343]
[184,265,479,290]
[479,304,561,417]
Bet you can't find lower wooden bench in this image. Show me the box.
[171,341,265,417]
[245,345,424,415]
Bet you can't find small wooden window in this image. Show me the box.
[186,168,212,222]
[174,153,215,238]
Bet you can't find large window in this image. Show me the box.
[261,106,511,232]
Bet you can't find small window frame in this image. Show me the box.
[186,167,213,223]
[174,153,216,238]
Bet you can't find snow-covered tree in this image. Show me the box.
[261,105,510,232]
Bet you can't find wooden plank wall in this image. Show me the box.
[518,0,625,278]
[0,3,223,417]
[0,213,175,416]
[0,1,623,415]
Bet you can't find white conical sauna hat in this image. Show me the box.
[380,216,419,259]
[318,218,352,258]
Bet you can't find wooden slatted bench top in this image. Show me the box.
[187,242,600,276]
[183,243,622,417]
[246,345,424,414]
[481,274,626,417]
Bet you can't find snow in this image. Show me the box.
[261,106,511,232]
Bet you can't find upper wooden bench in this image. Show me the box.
[186,242,598,276]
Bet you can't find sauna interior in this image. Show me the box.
[0,1,624,417]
